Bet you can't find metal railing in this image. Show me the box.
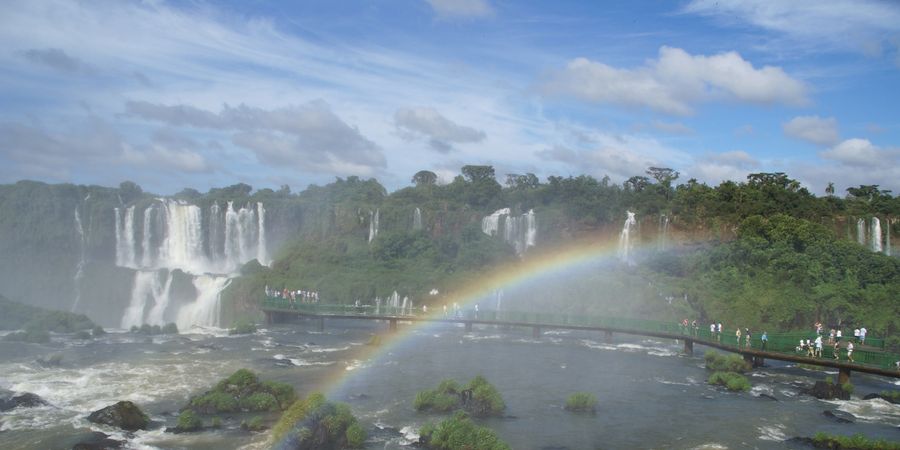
[261,298,900,371]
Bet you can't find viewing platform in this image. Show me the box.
[261,298,900,381]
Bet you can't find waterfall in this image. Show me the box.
[140,205,155,267]
[121,271,168,329]
[401,296,410,315]
[71,207,87,312]
[413,207,423,231]
[482,208,537,256]
[176,275,230,330]
[871,217,883,253]
[887,219,892,256]
[115,206,137,268]
[145,271,175,325]
[209,202,223,263]
[257,202,269,265]
[618,211,637,266]
[857,218,866,246]
[495,289,503,311]
[368,209,380,243]
[658,214,669,250]
[389,291,400,309]
[159,200,207,273]
[224,201,260,271]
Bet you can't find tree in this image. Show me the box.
[825,182,835,197]
[646,167,679,187]
[118,181,143,203]
[412,170,438,187]
[624,176,651,192]
[505,173,539,190]
[461,165,496,183]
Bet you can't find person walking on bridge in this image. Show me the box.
[735,327,742,348]
[745,328,751,349]
[847,342,854,362]
[815,335,823,358]
[761,331,768,350]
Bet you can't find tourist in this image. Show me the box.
[735,327,742,348]
[761,331,768,350]
[474,303,479,319]
[691,320,698,336]
[847,342,854,362]
[814,336,823,358]
[833,340,840,360]
[806,339,815,357]
[836,329,842,342]
[828,329,835,345]
[710,323,716,339]
[854,328,860,343]
[717,323,722,342]
[860,327,867,345]
[745,328,751,348]
[422,305,427,314]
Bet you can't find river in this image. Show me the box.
[1,320,898,449]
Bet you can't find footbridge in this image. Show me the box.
[261,298,900,383]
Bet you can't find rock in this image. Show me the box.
[71,431,124,449]
[863,393,900,404]
[0,392,49,411]
[784,436,815,447]
[87,401,150,431]
[756,393,779,401]
[822,410,855,423]
[802,381,850,400]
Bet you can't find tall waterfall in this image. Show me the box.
[114,200,269,329]
[413,207,423,231]
[857,218,866,246]
[658,214,669,250]
[368,209,380,243]
[887,219,892,256]
[71,207,87,312]
[481,208,537,256]
[618,211,637,266]
[871,217,883,253]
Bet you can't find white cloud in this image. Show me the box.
[543,46,808,115]
[651,120,693,135]
[426,0,493,19]
[685,0,900,59]
[685,150,759,185]
[395,107,486,153]
[819,138,894,167]
[19,48,91,73]
[127,100,386,175]
[783,115,839,146]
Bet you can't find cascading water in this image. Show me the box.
[887,219,892,256]
[368,209,380,243]
[618,211,637,266]
[495,289,503,311]
[114,200,269,329]
[871,217,883,253]
[482,208,537,256]
[658,214,669,250]
[857,218,866,246]
[413,207,423,231]
[70,207,87,312]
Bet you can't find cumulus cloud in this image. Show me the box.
[783,115,839,146]
[394,107,486,153]
[542,46,808,115]
[651,120,693,135]
[126,100,386,175]
[685,150,759,184]
[426,0,493,19]
[819,138,895,167]
[19,48,90,73]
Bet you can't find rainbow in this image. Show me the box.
[318,234,634,397]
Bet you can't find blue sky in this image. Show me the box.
[1,0,899,195]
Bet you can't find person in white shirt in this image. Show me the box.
[847,342,854,362]
[860,327,867,345]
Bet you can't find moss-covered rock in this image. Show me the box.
[86,401,150,431]
[414,376,505,417]
[708,371,751,392]
[418,411,510,450]
[270,392,366,449]
[564,392,597,413]
[185,369,296,414]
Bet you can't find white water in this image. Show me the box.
[618,211,637,265]
[70,208,87,313]
[481,208,537,256]
[413,207,422,231]
[495,289,503,311]
[114,200,269,328]
[368,209,380,243]
[872,217,883,253]
[857,218,867,246]
[388,291,400,309]
[658,214,669,250]
[887,219,892,256]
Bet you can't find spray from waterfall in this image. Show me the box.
[141,205,155,267]
[618,211,637,266]
[658,214,669,250]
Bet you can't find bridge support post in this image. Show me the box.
[532,326,541,339]
[317,317,324,333]
[683,339,693,356]
[264,311,272,325]
[465,322,473,332]
[743,354,754,365]
[389,319,397,333]
[838,367,851,385]
[604,330,613,343]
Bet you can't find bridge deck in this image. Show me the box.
[261,299,900,379]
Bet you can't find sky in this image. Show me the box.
[1,0,899,196]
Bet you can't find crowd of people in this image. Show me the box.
[266,285,320,304]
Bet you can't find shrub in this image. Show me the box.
[420,411,510,450]
[467,376,505,416]
[841,382,854,395]
[565,392,597,413]
[704,351,751,373]
[345,422,366,448]
[241,416,266,431]
[262,380,297,409]
[240,392,278,412]
[269,393,365,449]
[210,417,222,428]
[177,410,202,431]
[415,376,505,417]
[812,432,900,450]
[708,372,751,392]
[880,390,900,402]
[271,393,327,444]
[825,376,834,385]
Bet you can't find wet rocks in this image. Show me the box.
[822,410,855,423]
[0,392,49,411]
[802,381,850,401]
[70,431,124,450]
[86,401,150,431]
[863,392,900,405]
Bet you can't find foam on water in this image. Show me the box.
[825,398,900,425]
[757,424,787,441]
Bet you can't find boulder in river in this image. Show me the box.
[0,392,49,411]
[822,409,855,423]
[802,381,850,400]
[87,401,150,431]
[70,431,124,449]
